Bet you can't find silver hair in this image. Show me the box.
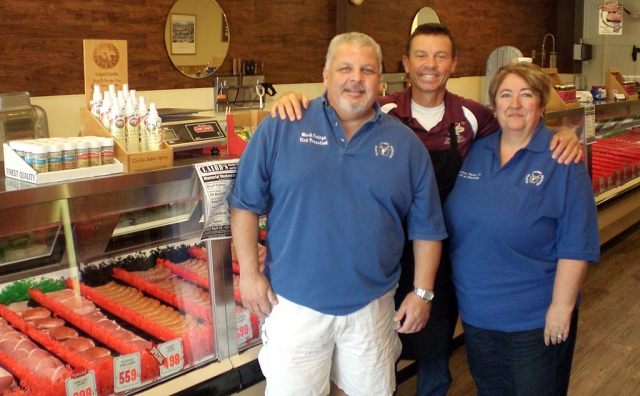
[324,32,383,72]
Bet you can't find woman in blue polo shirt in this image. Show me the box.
[443,61,600,396]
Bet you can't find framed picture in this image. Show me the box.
[171,14,196,54]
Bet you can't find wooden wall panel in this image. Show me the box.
[0,0,558,97]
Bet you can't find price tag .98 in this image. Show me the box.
[114,353,142,392]
[159,338,184,378]
[236,309,252,346]
[65,370,97,396]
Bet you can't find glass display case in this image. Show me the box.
[0,158,262,395]
[546,100,640,244]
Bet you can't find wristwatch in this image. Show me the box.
[413,287,435,303]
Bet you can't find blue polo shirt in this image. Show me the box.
[443,121,600,331]
[228,93,447,315]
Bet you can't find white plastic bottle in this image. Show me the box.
[88,139,102,167]
[31,143,49,173]
[146,103,162,151]
[109,84,117,101]
[90,85,102,119]
[130,90,137,107]
[110,100,126,148]
[100,95,112,130]
[137,96,149,151]
[125,100,139,153]
[48,143,62,172]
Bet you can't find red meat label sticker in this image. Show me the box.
[150,346,165,364]
[194,125,214,133]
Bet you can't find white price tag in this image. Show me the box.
[114,353,142,392]
[236,309,252,346]
[65,370,97,396]
[158,338,184,378]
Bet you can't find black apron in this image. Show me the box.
[394,123,462,361]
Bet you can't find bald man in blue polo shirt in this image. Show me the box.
[228,32,446,396]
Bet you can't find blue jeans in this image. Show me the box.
[416,358,451,396]
[462,310,579,396]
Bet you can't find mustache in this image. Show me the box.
[342,84,367,94]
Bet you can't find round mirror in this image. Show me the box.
[410,7,440,33]
[164,0,230,78]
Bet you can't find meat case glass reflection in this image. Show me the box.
[0,164,247,395]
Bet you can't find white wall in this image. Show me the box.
[582,0,640,87]
[32,77,488,139]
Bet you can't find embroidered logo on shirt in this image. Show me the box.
[444,122,466,146]
[375,142,394,158]
[458,171,481,180]
[455,122,466,143]
[299,132,328,146]
[525,171,544,186]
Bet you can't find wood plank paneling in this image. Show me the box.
[0,0,558,97]
[398,223,640,396]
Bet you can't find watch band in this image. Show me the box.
[413,287,435,303]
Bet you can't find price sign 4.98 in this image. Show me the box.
[65,370,97,396]
[159,338,185,378]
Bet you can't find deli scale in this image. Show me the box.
[158,108,226,152]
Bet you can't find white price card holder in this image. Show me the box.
[158,338,185,378]
[236,309,252,346]
[65,370,97,396]
[114,353,142,393]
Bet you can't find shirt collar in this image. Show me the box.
[392,88,452,121]
[487,118,549,155]
[321,91,384,122]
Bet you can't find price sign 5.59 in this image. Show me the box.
[114,353,142,392]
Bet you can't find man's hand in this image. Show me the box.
[239,269,278,318]
[393,293,431,334]
[270,92,310,121]
[549,126,583,164]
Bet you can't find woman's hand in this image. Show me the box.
[545,259,588,345]
[544,302,574,345]
[270,92,309,121]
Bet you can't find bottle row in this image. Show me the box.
[89,84,162,153]
[8,136,114,174]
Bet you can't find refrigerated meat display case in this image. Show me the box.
[545,99,640,244]
[0,156,263,396]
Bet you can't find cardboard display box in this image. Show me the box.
[3,143,123,185]
[79,107,173,173]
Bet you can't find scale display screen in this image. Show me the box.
[163,128,180,142]
[185,121,225,141]
[161,117,227,151]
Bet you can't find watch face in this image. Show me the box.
[414,288,434,302]
[424,290,434,301]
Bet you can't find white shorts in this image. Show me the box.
[258,288,401,396]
